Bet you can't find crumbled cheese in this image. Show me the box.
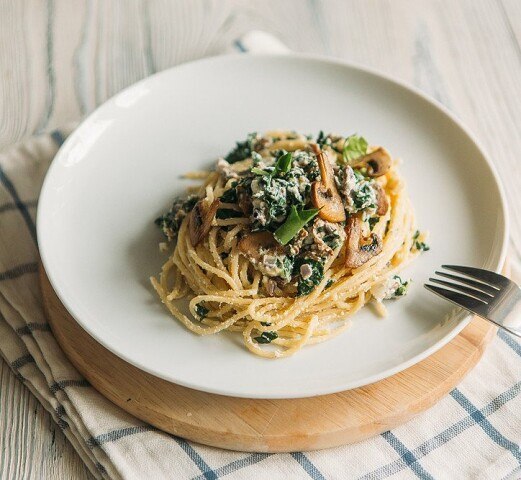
[371,275,411,302]
[216,158,239,179]
[336,165,377,214]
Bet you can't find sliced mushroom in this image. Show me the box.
[310,145,346,223]
[373,183,389,216]
[237,184,252,215]
[353,147,391,177]
[237,231,281,262]
[189,198,220,246]
[265,278,277,296]
[344,216,383,269]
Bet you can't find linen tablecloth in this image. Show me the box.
[0,33,519,480]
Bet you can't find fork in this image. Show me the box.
[425,265,521,338]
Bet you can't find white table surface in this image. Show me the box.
[1,1,520,478]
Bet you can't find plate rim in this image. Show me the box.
[37,53,510,399]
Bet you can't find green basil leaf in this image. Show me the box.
[251,167,271,177]
[251,152,292,178]
[273,206,320,245]
[342,134,368,164]
[274,152,292,176]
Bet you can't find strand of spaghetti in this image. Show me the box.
[208,228,226,271]
[215,218,250,226]
[228,248,242,286]
[244,315,319,358]
[153,279,249,335]
[223,225,242,251]
[188,250,239,290]
[183,171,210,179]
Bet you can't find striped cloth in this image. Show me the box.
[0,33,520,480]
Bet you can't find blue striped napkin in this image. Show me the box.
[0,32,519,480]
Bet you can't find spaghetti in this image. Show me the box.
[151,131,427,358]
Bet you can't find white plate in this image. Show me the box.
[38,54,509,399]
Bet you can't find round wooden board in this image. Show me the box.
[40,266,496,452]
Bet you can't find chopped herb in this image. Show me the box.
[195,303,209,319]
[273,206,320,245]
[415,241,430,251]
[278,256,295,282]
[392,275,410,297]
[225,132,257,164]
[316,131,331,146]
[155,195,198,240]
[216,208,243,219]
[368,217,379,231]
[325,279,334,289]
[251,151,263,165]
[412,230,430,251]
[260,322,272,326]
[294,258,324,296]
[254,331,278,344]
[220,252,229,260]
[322,232,342,249]
[342,134,368,164]
[220,185,238,203]
[350,170,376,211]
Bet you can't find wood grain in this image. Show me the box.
[1,0,520,476]
[40,267,496,453]
[0,360,93,480]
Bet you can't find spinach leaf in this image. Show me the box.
[412,230,430,251]
[316,131,334,147]
[273,206,320,245]
[368,217,379,231]
[342,134,368,164]
[225,133,257,164]
[293,258,324,296]
[219,184,238,203]
[351,170,377,211]
[155,195,198,239]
[195,303,209,319]
[254,331,278,344]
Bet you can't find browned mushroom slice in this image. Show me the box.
[344,216,383,269]
[373,183,389,216]
[265,278,277,297]
[237,231,281,262]
[237,184,252,215]
[353,147,391,177]
[310,146,346,223]
[189,199,220,247]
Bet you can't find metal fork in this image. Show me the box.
[425,265,521,338]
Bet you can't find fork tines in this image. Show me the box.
[425,265,521,338]
[424,265,502,310]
